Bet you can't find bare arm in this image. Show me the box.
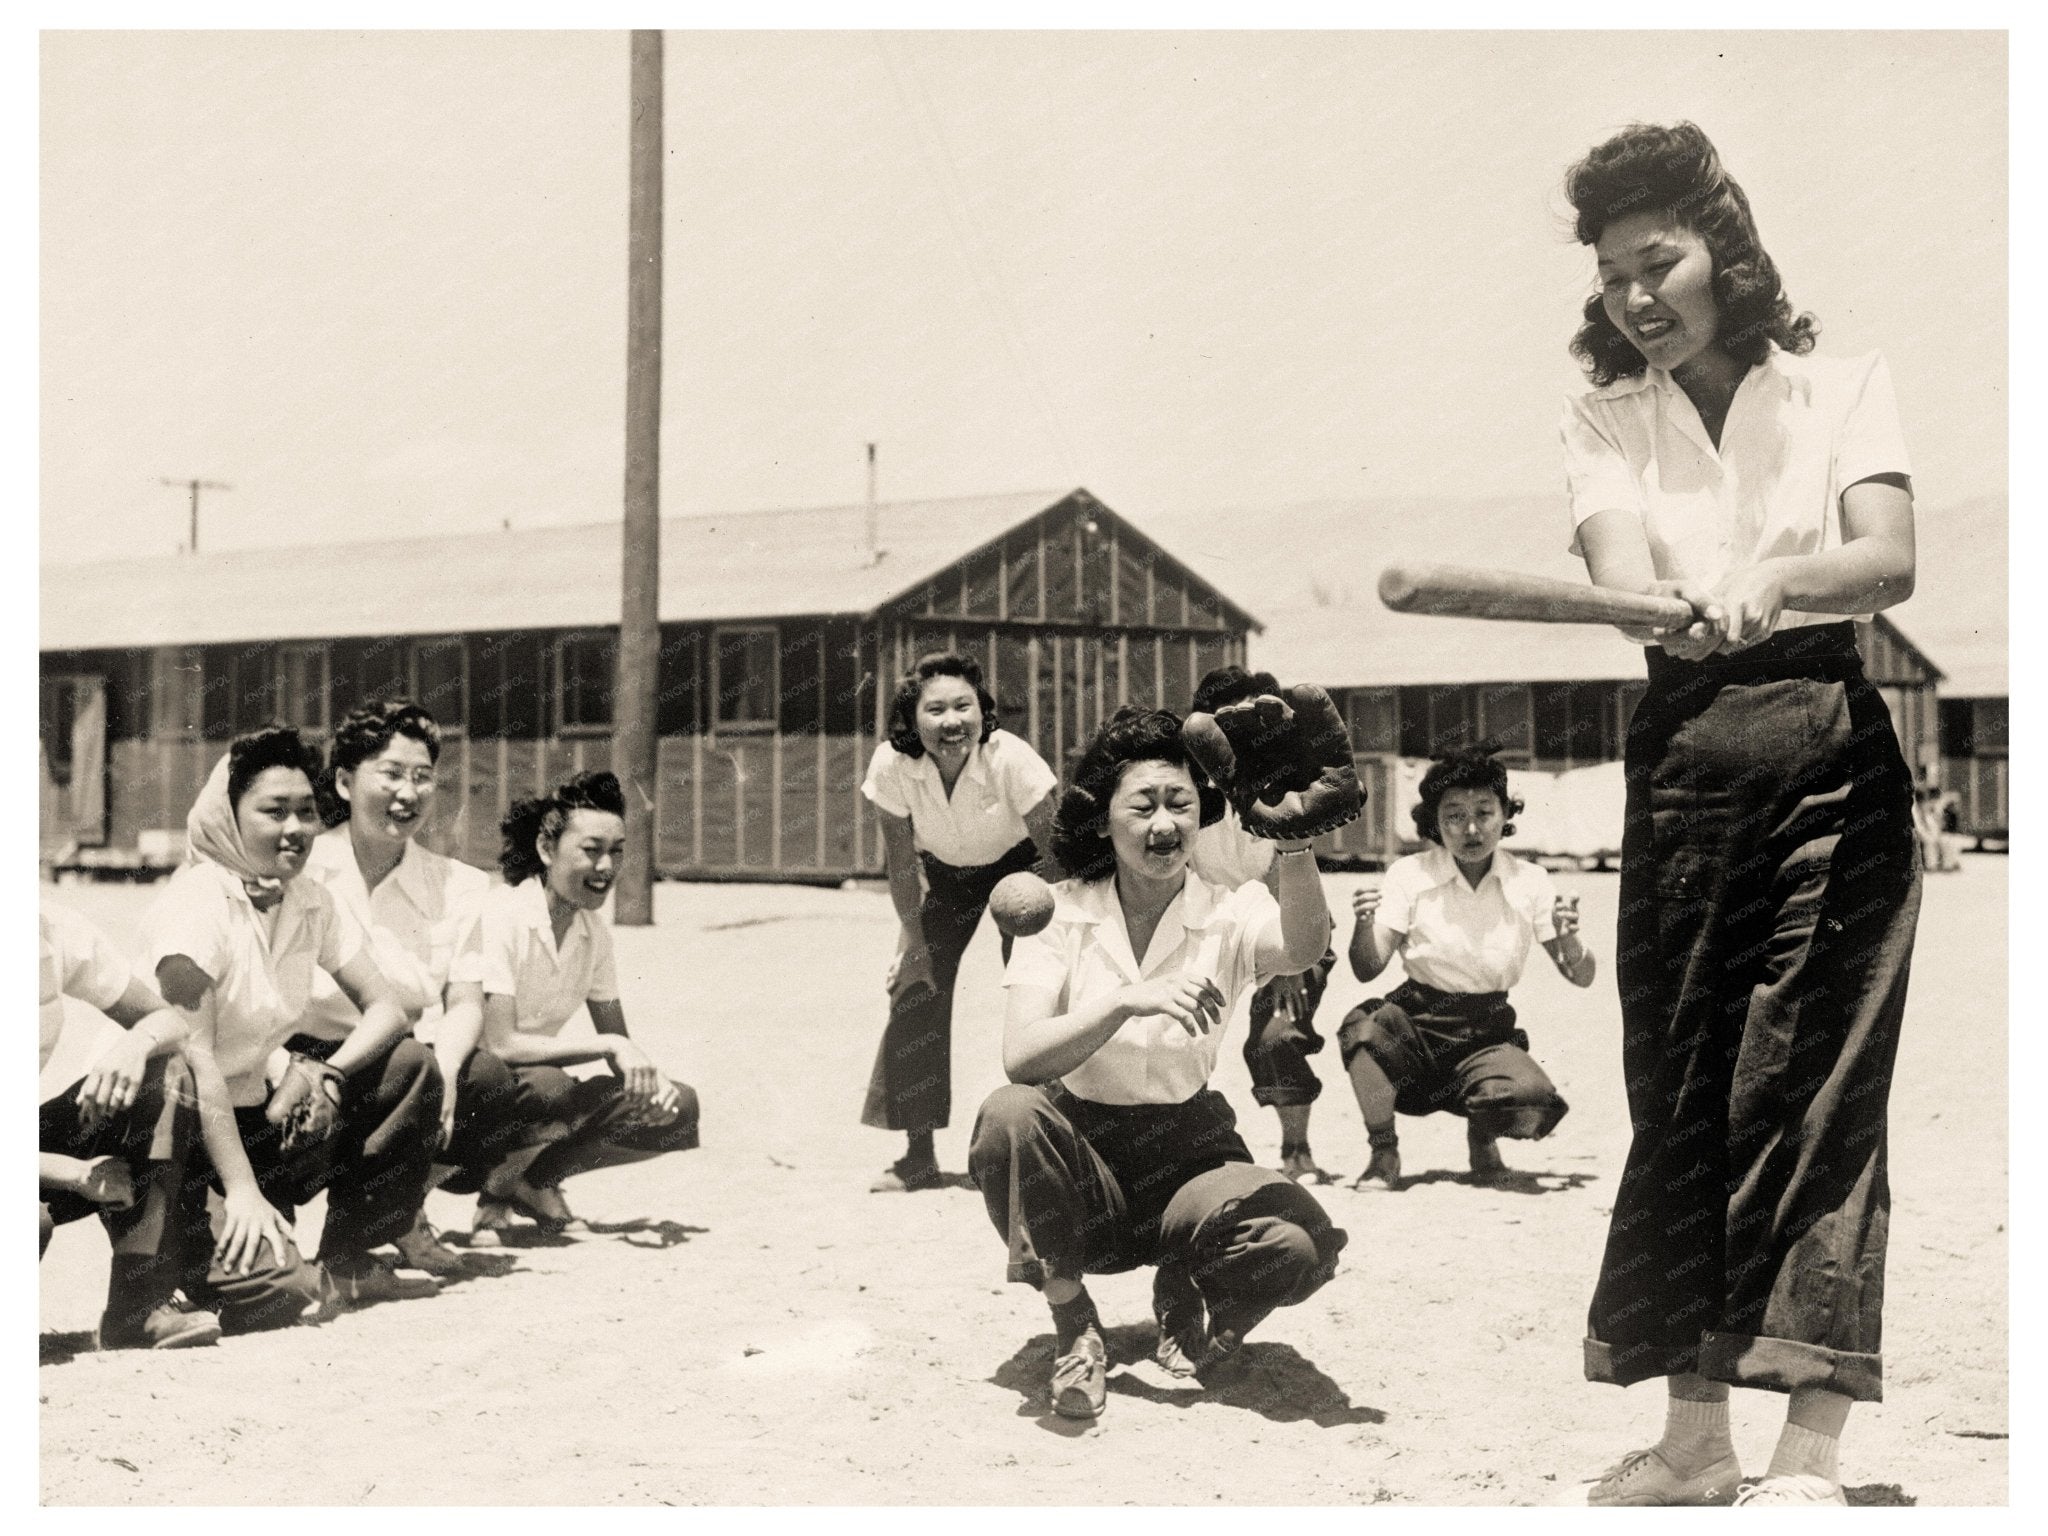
[1022,791,1062,880]
[481,992,620,1068]
[1543,896,1596,988]
[1002,976,1224,1085]
[877,810,926,940]
[1715,474,1916,648]
[1576,508,1726,657]
[154,955,298,1273]
[74,978,191,1134]
[1346,887,1404,983]
[323,950,416,1078]
[1251,843,1333,975]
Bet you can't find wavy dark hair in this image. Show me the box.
[1051,706,1225,882]
[1565,121,1817,386]
[1412,750,1522,846]
[1189,664,1282,720]
[321,699,443,826]
[226,724,325,811]
[498,769,627,885]
[887,652,998,758]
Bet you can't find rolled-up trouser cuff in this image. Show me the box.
[1247,1081,1322,1109]
[1698,1330,1883,1403]
[1583,1332,1883,1403]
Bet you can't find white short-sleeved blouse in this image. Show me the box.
[1003,871,1281,1106]
[478,877,620,1037]
[1561,348,1912,629]
[859,728,1057,869]
[1376,846,1557,995]
[300,826,491,1042]
[39,902,134,1074]
[141,862,365,1105]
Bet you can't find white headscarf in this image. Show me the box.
[186,753,288,912]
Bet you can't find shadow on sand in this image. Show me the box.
[990,1321,1383,1431]
[581,1217,709,1248]
[38,1329,97,1367]
[1366,1167,1599,1197]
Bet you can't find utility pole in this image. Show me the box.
[159,477,232,553]
[615,28,663,926]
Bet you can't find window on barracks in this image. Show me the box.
[275,645,329,733]
[1531,683,1615,766]
[556,633,615,734]
[412,639,467,733]
[713,626,779,732]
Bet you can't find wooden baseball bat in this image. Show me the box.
[1377,562,1697,628]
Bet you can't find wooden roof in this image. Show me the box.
[40,488,1256,652]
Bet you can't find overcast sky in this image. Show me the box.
[40,28,2005,564]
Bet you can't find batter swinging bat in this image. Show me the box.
[1376,562,1697,628]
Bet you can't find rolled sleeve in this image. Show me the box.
[1561,394,1646,554]
[57,911,134,1013]
[1003,923,1070,995]
[314,885,367,977]
[141,868,232,983]
[1376,857,1421,937]
[859,743,911,819]
[479,889,523,996]
[1834,352,1913,493]
[995,733,1059,815]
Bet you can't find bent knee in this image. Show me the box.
[969,1084,1053,1154]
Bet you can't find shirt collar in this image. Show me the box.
[1064,869,1232,983]
[312,824,435,915]
[908,737,990,792]
[514,875,586,957]
[1419,843,1513,893]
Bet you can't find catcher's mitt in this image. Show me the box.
[266,1053,344,1151]
[1181,683,1364,840]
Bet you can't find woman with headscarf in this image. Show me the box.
[143,725,443,1329]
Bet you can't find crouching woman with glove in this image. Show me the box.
[142,726,444,1331]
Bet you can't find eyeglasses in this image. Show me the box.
[371,766,438,790]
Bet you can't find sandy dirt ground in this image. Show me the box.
[38,857,2007,1506]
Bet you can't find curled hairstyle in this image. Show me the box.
[887,652,998,758]
[498,769,627,885]
[1565,121,1817,387]
[1190,664,1282,720]
[1412,750,1522,846]
[1051,706,1225,883]
[226,725,325,812]
[321,699,443,826]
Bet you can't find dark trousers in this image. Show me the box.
[1242,948,1337,1108]
[484,1067,701,1189]
[1337,978,1568,1140]
[1587,625,1921,1403]
[439,1047,598,1194]
[862,838,1036,1133]
[969,1083,1347,1341]
[177,1033,441,1333]
[40,1056,198,1329]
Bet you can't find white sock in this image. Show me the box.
[1659,1395,1735,1473]
[1768,1421,1841,1483]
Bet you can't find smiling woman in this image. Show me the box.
[966,705,1346,1422]
[467,770,700,1240]
[140,724,442,1330]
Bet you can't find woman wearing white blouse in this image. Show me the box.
[144,726,441,1328]
[1559,123,1922,1507]
[860,653,1058,1193]
[968,707,1347,1421]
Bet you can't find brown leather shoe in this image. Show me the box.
[392,1211,467,1276]
[100,1300,222,1351]
[325,1254,440,1308]
[1050,1326,1107,1419]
